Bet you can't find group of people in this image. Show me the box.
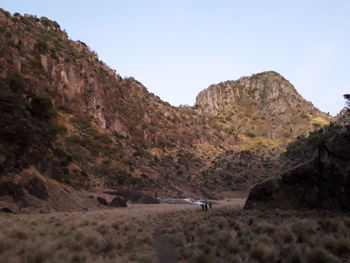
[199,200,212,211]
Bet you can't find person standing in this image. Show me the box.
[200,201,205,211]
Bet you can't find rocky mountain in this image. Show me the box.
[0,9,332,211]
[196,72,330,142]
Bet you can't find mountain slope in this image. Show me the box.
[245,111,350,210]
[0,9,333,210]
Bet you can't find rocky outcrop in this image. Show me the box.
[245,126,350,210]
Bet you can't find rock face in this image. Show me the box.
[196,72,330,139]
[245,123,350,210]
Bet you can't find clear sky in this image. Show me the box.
[1,0,349,115]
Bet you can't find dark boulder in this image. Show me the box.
[110,196,127,208]
[96,197,108,206]
[24,177,49,200]
[1,207,14,213]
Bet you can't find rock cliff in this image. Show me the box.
[196,71,330,140]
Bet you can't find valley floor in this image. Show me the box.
[1,199,350,263]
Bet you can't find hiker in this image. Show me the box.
[200,201,205,211]
[204,201,208,212]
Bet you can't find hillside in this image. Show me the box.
[0,9,332,211]
[245,110,350,210]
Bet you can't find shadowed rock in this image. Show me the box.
[0,207,14,213]
[96,197,108,206]
[110,196,127,207]
[24,178,49,200]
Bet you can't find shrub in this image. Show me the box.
[245,132,256,138]
[40,17,52,27]
[5,74,26,92]
[31,97,56,120]
[299,112,309,119]
[0,123,31,145]
[34,39,48,52]
[306,247,340,263]
[250,243,278,262]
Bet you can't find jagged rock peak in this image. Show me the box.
[195,71,314,116]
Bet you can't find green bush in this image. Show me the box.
[34,39,48,52]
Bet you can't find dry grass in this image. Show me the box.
[161,208,350,263]
[0,203,200,263]
[1,200,349,263]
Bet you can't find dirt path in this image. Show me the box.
[153,227,180,263]
[151,198,246,263]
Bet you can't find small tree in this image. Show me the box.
[344,94,350,109]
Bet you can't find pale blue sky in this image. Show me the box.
[2,0,349,115]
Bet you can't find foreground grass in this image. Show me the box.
[1,202,350,263]
[0,208,165,263]
[162,208,350,263]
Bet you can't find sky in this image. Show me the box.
[1,0,350,115]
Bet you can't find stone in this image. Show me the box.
[24,177,49,200]
[96,197,108,206]
[1,207,14,213]
[109,196,127,208]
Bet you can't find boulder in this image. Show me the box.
[24,177,49,200]
[96,197,108,206]
[110,196,127,208]
[1,207,14,213]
